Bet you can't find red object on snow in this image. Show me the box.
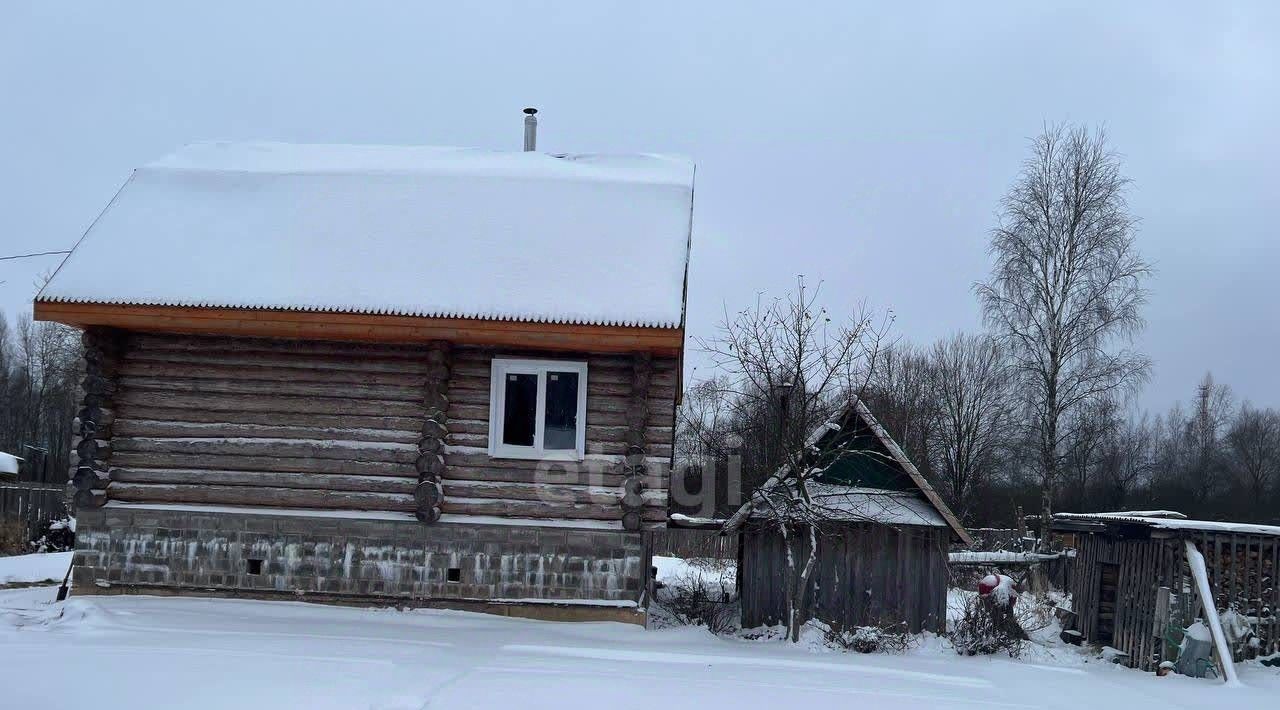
[977,573,1016,605]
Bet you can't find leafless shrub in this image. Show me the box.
[657,568,738,634]
[823,620,916,654]
[952,594,1025,656]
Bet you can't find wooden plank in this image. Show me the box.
[34,301,685,355]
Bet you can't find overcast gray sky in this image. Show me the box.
[2,1,1276,413]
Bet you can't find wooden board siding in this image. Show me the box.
[99,333,676,525]
[739,524,949,633]
[1068,531,1280,671]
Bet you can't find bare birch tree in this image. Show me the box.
[976,124,1151,536]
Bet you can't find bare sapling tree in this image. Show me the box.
[977,124,1151,537]
[927,333,1013,522]
[707,277,892,642]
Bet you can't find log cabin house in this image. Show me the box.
[725,399,971,633]
[34,140,695,622]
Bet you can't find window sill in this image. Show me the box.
[488,448,585,463]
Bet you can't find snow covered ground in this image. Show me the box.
[0,550,72,585]
[0,560,1276,709]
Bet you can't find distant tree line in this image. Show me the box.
[863,348,1280,527]
[0,313,82,484]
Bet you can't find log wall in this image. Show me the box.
[93,333,676,525]
[739,524,950,633]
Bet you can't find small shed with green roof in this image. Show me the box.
[727,399,970,633]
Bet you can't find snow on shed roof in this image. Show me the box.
[38,142,695,328]
[0,451,21,475]
[723,399,971,544]
[1054,512,1280,538]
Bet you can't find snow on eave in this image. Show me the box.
[1054,512,1280,538]
[0,452,22,476]
[1055,510,1186,520]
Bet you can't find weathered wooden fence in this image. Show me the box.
[0,482,68,543]
[648,528,738,560]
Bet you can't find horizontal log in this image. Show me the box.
[125,348,432,376]
[110,467,416,493]
[118,375,422,403]
[113,406,422,434]
[442,479,667,507]
[441,497,666,521]
[116,390,425,419]
[111,452,414,477]
[118,360,427,388]
[442,459,667,490]
[112,437,419,464]
[129,333,434,359]
[109,482,415,511]
[113,419,420,445]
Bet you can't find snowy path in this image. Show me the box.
[1,584,1276,709]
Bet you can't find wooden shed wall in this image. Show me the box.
[94,333,675,524]
[1069,530,1280,671]
[740,524,950,633]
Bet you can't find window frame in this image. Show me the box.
[487,357,589,461]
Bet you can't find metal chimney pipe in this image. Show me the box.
[523,107,538,151]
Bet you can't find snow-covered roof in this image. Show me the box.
[0,451,21,476]
[37,142,696,328]
[1054,512,1280,538]
[799,484,946,527]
